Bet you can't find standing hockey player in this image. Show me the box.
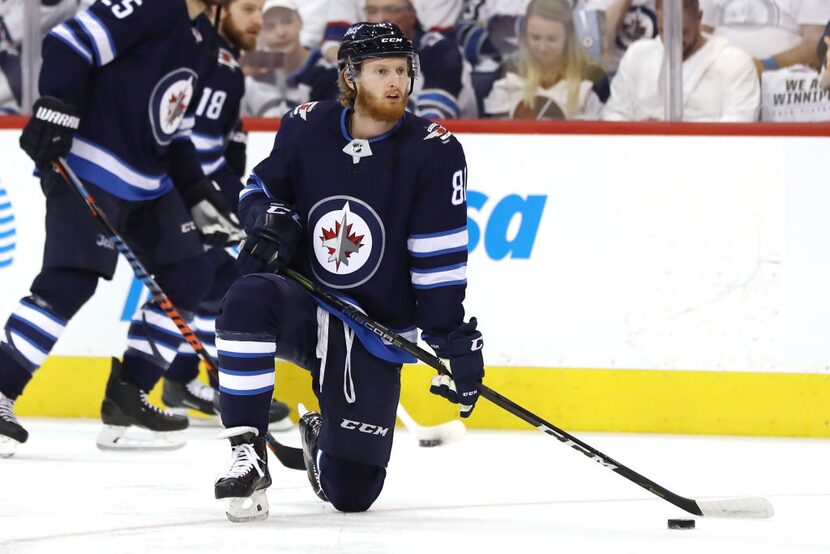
[212,21,486,521]
[160,0,292,431]
[0,0,242,456]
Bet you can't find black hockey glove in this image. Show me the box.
[181,178,244,247]
[19,96,81,169]
[225,122,247,179]
[236,201,303,275]
[425,318,485,418]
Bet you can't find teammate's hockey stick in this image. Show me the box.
[283,267,774,519]
[53,158,305,471]
[396,404,466,447]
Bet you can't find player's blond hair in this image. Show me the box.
[338,69,357,109]
[517,0,598,114]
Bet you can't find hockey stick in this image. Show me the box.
[284,267,774,519]
[396,403,466,447]
[53,158,305,471]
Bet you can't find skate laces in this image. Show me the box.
[186,379,215,402]
[226,443,264,479]
[139,391,177,416]
[0,393,19,425]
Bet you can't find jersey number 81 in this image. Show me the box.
[451,168,467,206]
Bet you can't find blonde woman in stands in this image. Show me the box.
[483,0,605,119]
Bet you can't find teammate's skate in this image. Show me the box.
[0,391,27,458]
[97,358,188,451]
[299,410,328,501]
[215,426,271,522]
[162,377,217,423]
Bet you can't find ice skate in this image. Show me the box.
[299,409,328,501]
[162,377,218,426]
[97,358,188,451]
[215,426,271,522]
[0,390,27,458]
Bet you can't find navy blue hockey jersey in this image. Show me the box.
[188,19,244,178]
[41,0,207,200]
[241,101,469,356]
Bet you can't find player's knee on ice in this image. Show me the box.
[319,451,386,512]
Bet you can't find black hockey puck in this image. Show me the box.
[419,439,441,447]
[667,519,695,530]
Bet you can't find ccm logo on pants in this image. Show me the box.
[340,419,389,436]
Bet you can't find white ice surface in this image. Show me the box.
[1,419,829,554]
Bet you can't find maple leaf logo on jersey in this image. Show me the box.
[166,90,189,127]
[319,203,365,270]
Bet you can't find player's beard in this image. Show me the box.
[356,85,409,122]
[221,16,260,52]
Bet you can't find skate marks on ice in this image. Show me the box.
[2,420,830,553]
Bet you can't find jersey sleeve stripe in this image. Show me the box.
[411,264,466,288]
[191,132,225,152]
[412,278,467,290]
[49,23,94,65]
[200,157,226,176]
[408,227,468,255]
[76,10,116,66]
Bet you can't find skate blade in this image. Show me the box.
[0,435,20,458]
[96,425,186,451]
[168,408,222,428]
[226,491,269,522]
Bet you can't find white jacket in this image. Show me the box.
[602,36,761,122]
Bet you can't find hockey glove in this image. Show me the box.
[225,122,247,179]
[236,201,303,275]
[182,178,244,247]
[19,96,81,169]
[425,318,485,418]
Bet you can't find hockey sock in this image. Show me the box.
[318,451,386,512]
[166,311,217,384]
[123,301,193,392]
[215,332,276,436]
[0,296,68,398]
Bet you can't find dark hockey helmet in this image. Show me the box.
[337,22,419,85]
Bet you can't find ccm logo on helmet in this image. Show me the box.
[381,38,403,43]
[340,418,389,436]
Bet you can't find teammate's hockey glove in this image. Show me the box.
[225,121,247,179]
[424,318,485,418]
[19,96,80,169]
[182,178,244,247]
[236,201,303,275]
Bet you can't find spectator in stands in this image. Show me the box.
[240,0,338,117]
[0,0,76,114]
[602,0,760,121]
[322,0,462,63]
[700,0,830,74]
[483,0,605,119]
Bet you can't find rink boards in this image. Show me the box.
[1,120,830,436]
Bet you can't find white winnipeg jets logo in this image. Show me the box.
[159,77,194,135]
[315,202,370,274]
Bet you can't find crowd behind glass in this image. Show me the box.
[1,0,829,122]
